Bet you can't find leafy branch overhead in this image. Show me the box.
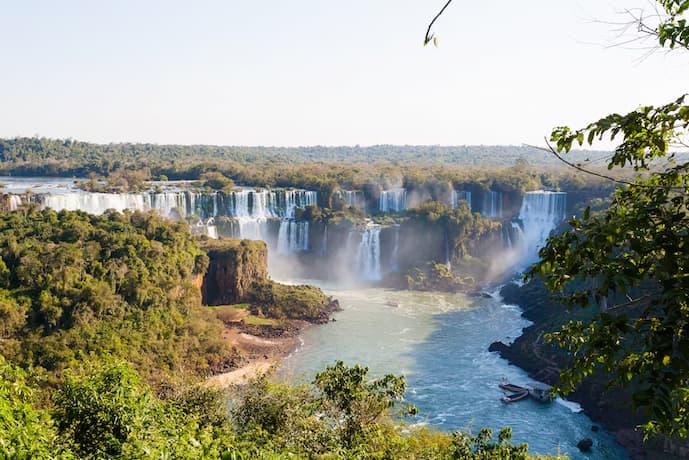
[529,0,689,438]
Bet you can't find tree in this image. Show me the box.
[54,358,239,459]
[0,355,70,459]
[424,0,689,438]
[524,0,689,438]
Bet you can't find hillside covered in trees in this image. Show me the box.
[0,136,612,178]
[0,207,562,459]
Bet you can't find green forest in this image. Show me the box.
[0,137,611,176]
[0,208,560,459]
[1,0,688,458]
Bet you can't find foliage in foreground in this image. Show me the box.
[1,356,561,459]
[531,0,689,437]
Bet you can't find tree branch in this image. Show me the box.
[525,140,639,187]
[526,140,689,192]
[424,0,454,45]
[608,293,657,311]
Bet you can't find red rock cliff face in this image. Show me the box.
[199,239,268,306]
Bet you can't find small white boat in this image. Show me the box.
[501,390,529,403]
[498,379,553,402]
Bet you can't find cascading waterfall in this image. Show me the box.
[277,221,310,254]
[321,224,328,256]
[379,189,407,213]
[510,221,525,244]
[335,190,365,210]
[7,195,22,211]
[32,188,318,244]
[502,225,513,250]
[451,190,472,210]
[356,224,382,281]
[197,218,219,239]
[517,191,567,263]
[275,190,317,253]
[482,190,503,218]
[38,193,147,215]
[222,190,273,241]
[391,226,400,272]
[145,191,199,219]
[444,229,451,270]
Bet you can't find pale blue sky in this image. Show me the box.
[0,1,686,146]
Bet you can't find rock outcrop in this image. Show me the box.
[200,239,268,306]
[492,280,689,460]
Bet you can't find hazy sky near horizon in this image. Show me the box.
[1,1,687,147]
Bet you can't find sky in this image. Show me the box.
[0,0,686,147]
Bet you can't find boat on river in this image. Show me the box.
[498,379,553,402]
[499,380,528,393]
[526,382,553,401]
[501,390,529,403]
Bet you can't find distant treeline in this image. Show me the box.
[0,136,612,177]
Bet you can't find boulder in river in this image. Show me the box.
[577,438,593,452]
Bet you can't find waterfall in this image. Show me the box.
[37,193,148,215]
[321,224,328,256]
[356,225,382,281]
[336,190,365,209]
[277,220,310,254]
[502,225,513,249]
[193,218,218,239]
[391,226,400,272]
[35,191,202,219]
[274,190,316,254]
[379,189,407,213]
[482,190,503,218]
[444,229,451,270]
[517,191,567,263]
[33,188,318,244]
[213,189,315,220]
[510,221,525,247]
[8,195,22,211]
[451,190,472,210]
[204,217,219,239]
[277,221,289,254]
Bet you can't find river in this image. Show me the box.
[1,176,629,457]
[279,286,629,459]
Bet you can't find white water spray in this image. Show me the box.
[517,191,567,264]
[356,224,382,280]
[379,189,407,213]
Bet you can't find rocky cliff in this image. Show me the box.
[200,239,268,306]
[492,280,688,460]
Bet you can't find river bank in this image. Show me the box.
[207,320,309,386]
[490,281,689,460]
[278,286,627,459]
[205,291,342,387]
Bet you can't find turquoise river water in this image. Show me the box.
[278,286,629,459]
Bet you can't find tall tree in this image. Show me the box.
[425,0,689,437]
[528,0,689,437]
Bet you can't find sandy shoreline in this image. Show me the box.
[207,320,309,387]
[207,359,276,386]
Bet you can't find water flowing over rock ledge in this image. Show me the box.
[2,179,572,285]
